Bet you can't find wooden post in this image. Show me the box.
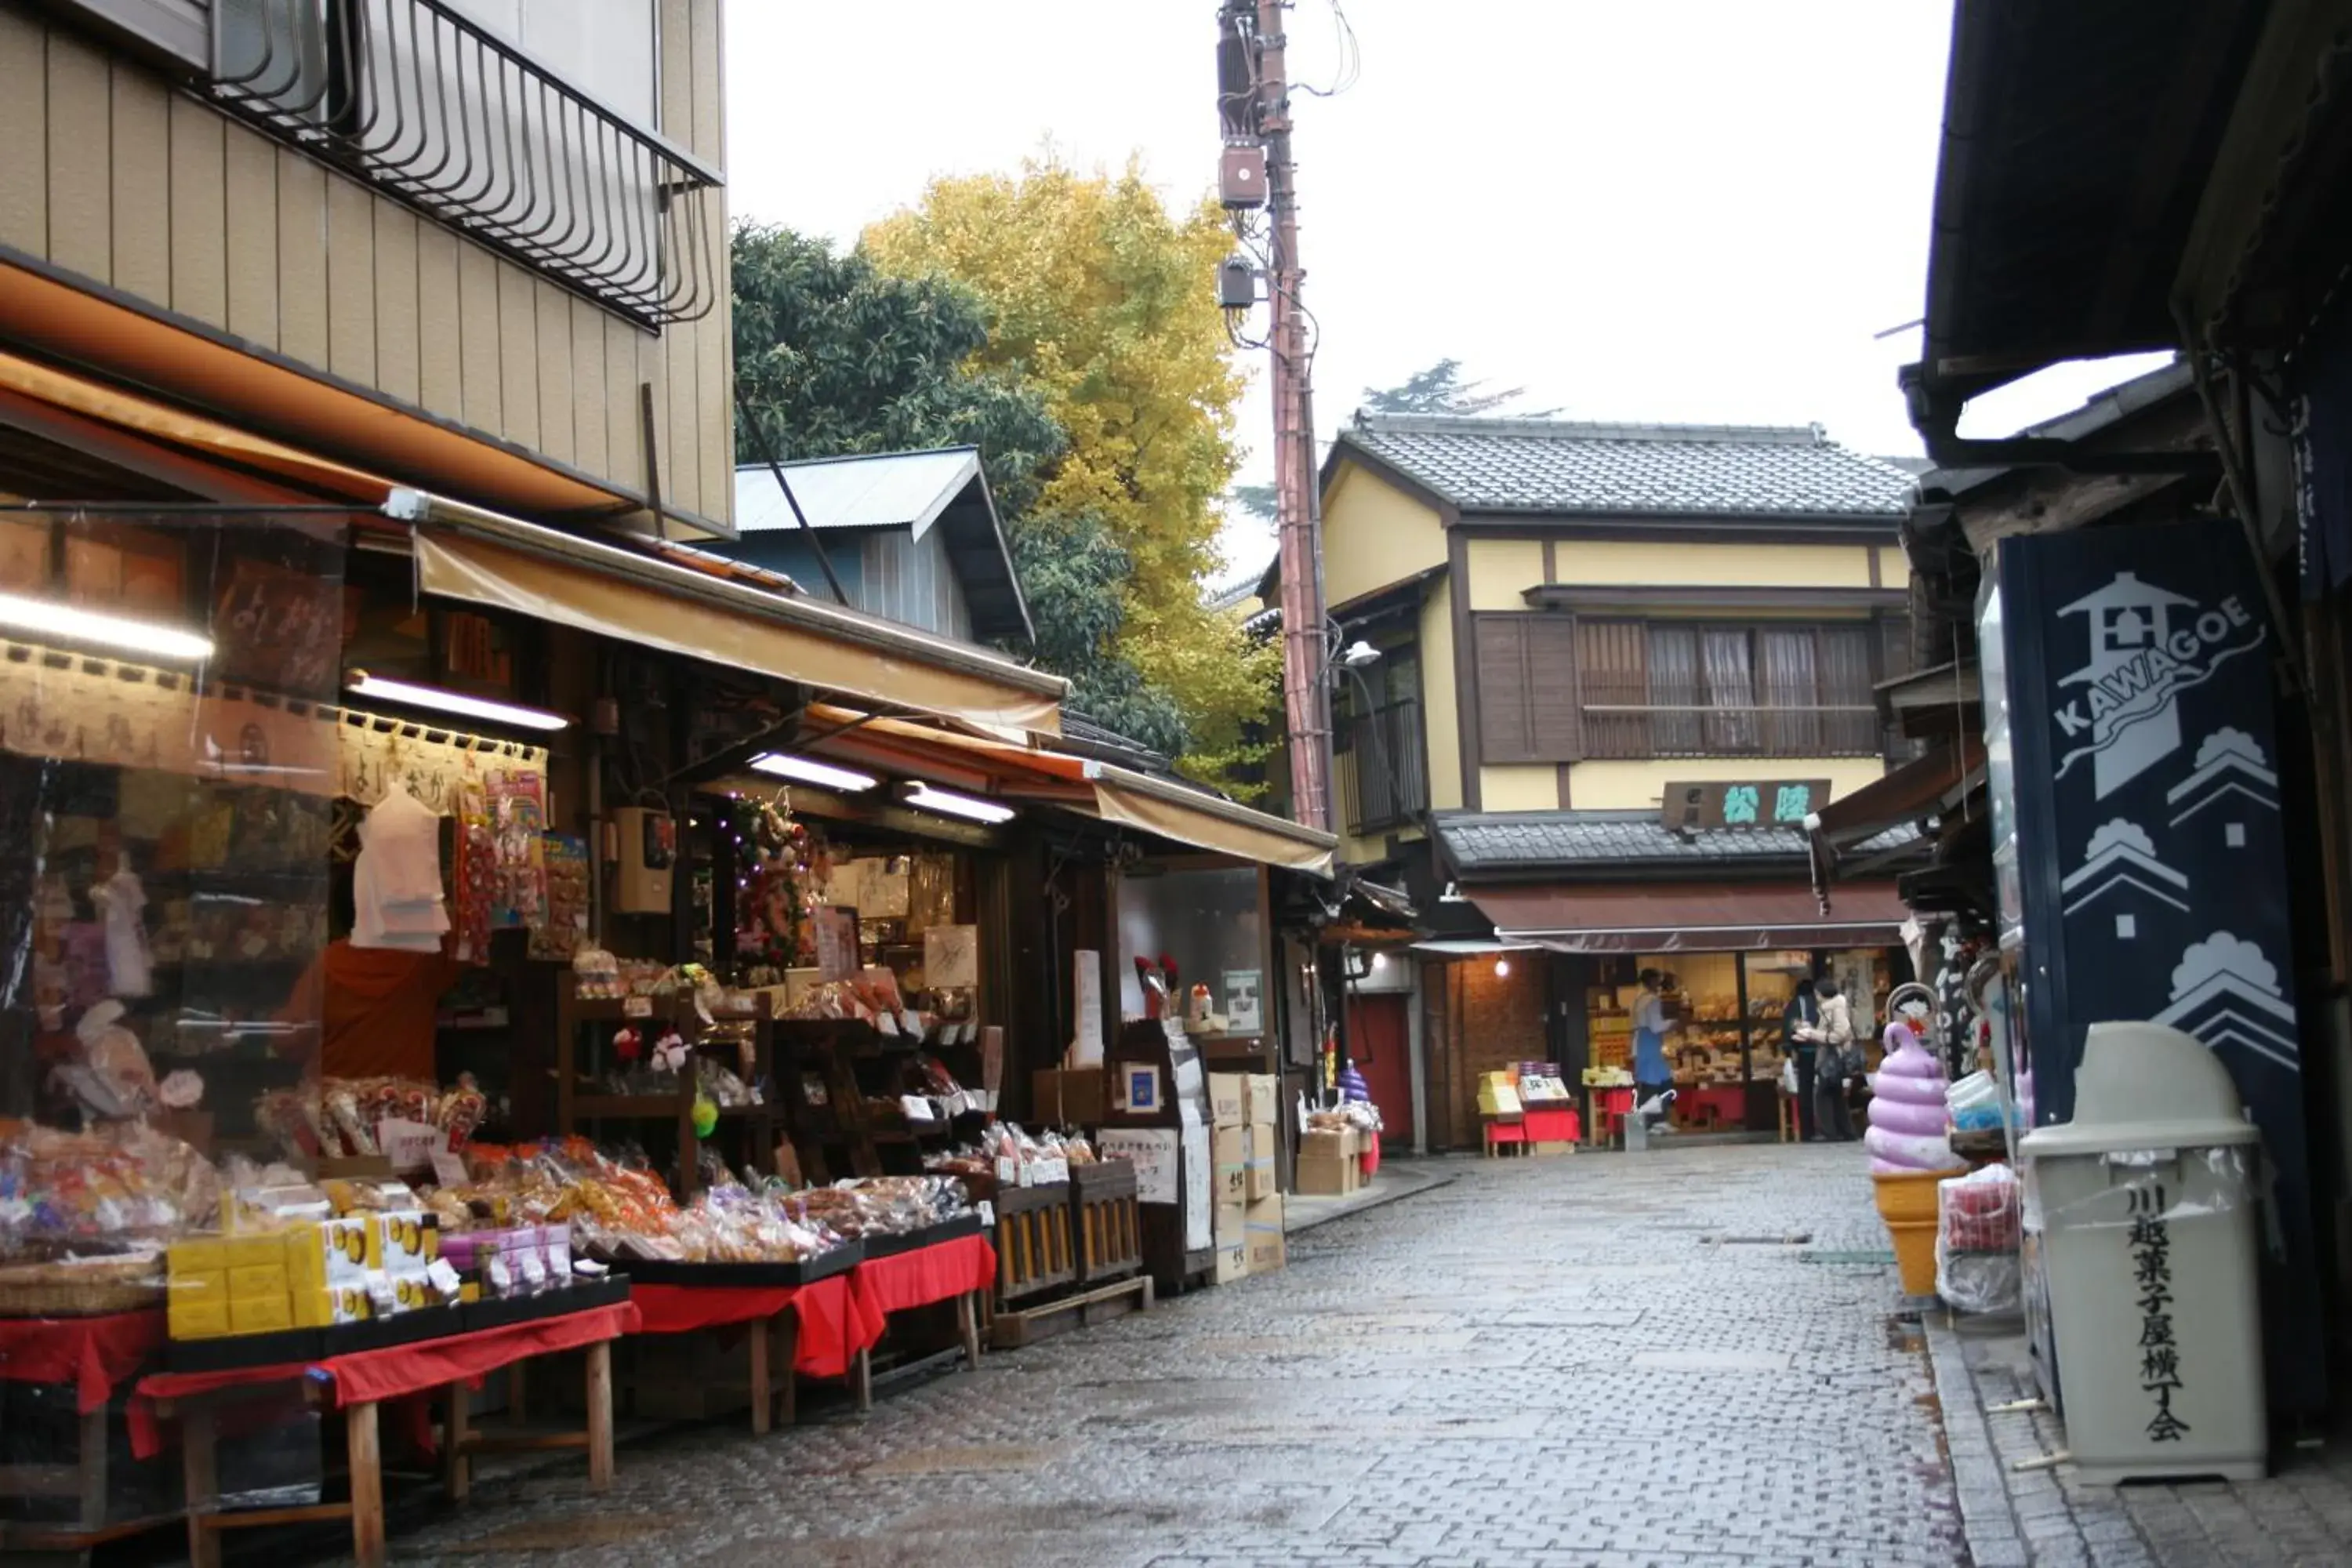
[347,1401,386,1568]
[508,1361,528,1425]
[443,1378,473,1501]
[748,1313,772,1436]
[773,1310,799,1428]
[179,1402,220,1568]
[78,1405,107,1529]
[585,1341,615,1490]
[853,1346,873,1414]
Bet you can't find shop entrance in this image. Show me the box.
[1348,993,1413,1152]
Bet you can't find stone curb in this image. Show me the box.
[1284,1167,1459,1235]
[1923,1312,2034,1568]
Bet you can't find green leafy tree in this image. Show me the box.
[865,158,1279,791]
[732,223,1186,752]
[1361,358,1553,418]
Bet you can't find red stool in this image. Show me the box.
[1483,1117,1527,1157]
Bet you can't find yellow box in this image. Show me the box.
[374,1212,434,1272]
[287,1218,376,1288]
[387,1272,441,1315]
[166,1236,229,1277]
[227,1264,290,1302]
[223,1233,290,1270]
[167,1269,226,1304]
[292,1284,372,1328]
[169,1299,233,1341]
[228,1294,294,1335]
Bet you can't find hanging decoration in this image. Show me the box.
[728,791,832,985]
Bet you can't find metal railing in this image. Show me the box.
[209,0,720,325]
[1335,699,1428,834]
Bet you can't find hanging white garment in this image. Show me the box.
[353,782,451,951]
[93,867,153,998]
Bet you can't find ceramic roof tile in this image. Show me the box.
[1435,810,1916,873]
[1340,416,1917,517]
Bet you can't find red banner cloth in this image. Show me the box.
[1520,1107,1579,1143]
[627,1275,880,1379]
[0,1308,165,1413]
[851,1234,996,1321]
[126,1301,638,1459]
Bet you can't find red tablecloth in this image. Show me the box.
[0,1308,165,1413]
[126,1300,639,1458]
[851,1233,996,1321]
[629,1273,881,1379]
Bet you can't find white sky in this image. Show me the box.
[725,1,2171,586]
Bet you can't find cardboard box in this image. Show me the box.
[227,1263,289,1303]
[1211,1239,1249,1284]
[1215,1200,1246,1240]
[1207,1073,1247,1128]
[1032,1068,1105,1126]
[1213,1126,1248,1205]
[169,1299,231,1340]
[1531,1141,1577,1156]
[1243,1073,1281,1124]
[292,1284,373,1328]
[1294,1128,1359,1196]
[1244,1122,1277,1200]
[1243,1194,1286,1274]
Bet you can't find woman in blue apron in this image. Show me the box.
[1632,968,1675,1134]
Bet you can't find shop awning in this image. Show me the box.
[1469,880,1911,953]
[792,704,1338,876]
[394,490,1068,736]
[1805,738,1983,902]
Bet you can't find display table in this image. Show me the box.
[132,1300,637,1568]
[0,1308,167,1540]
[1584,1087,1635,1149]
[847,1233,995,1410]
[1674,1083,1747,1131]
[628,1275,882,1432]
[1518,1105,1578,1147]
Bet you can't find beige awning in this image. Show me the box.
[397,491,1066,736]
[1083,763,1336,877]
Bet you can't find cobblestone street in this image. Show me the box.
[343,1144,1962,1568]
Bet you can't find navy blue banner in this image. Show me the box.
[1990,515,2322,1415]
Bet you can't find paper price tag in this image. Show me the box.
[977,1200,996,1228]
[623,996,653,1018]
[430,1149,470,1188]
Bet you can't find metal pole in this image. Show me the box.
[1257,0,1331,831]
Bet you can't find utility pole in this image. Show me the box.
[1219,0,1330,831]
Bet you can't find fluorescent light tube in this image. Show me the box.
[750,753,879,793]
[0,590,213,661]
[344,671,570,731]
[899,781,1015,824]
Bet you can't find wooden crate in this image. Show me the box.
[993,1181,1076,1305]
[1071,1162,1142,1285]
[989,1273,1151,1351]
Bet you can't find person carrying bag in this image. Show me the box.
[1812,978,1860,1142]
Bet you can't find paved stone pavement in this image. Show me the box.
[1930,1320,2352,1568]
[312,1144,1967,1567]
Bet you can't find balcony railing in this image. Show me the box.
[1335,699,1428,835]
[209,0,721,325]
[1581,702,1882,760]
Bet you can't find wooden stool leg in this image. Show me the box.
[180,1403,221,1568]
[508,1361,528,1425]
[348,1400,386,1568]
[444,1377,473,1501]
[855,1346,873,1414]
[585,1341,615,1490]
[749,1315,772,1436]
[957,1290,982,1370]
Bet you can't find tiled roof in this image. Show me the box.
[1436,810,1918,875]
[1338,415,1916,518]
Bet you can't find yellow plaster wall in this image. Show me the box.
[1563,757,1891,810]
[1465,538,1548,610]
[1878,546,1910,587]
[1322,462,1448,609]
[1421,586,1463,810]
[1479,765,1564,811]
[1549,540,1878,588]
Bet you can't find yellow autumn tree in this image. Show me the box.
[863,157,1278,790]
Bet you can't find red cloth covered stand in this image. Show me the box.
[0,1307,165,1413]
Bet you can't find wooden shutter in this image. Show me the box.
[1525,615,1584,760]
[1473,615,1534,763]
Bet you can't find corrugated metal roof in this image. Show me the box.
[733,448,982,537]
[1338,415,1916,518]
[1436,809,1918,875]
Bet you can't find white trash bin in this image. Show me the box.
[2018,1021,2267,1484]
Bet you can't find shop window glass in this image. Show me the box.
[2,514,343,1242]
[1115,866,1264,1032]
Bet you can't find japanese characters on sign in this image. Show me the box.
[2128,1180,2190,1443]
[1658,779,1832,832]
